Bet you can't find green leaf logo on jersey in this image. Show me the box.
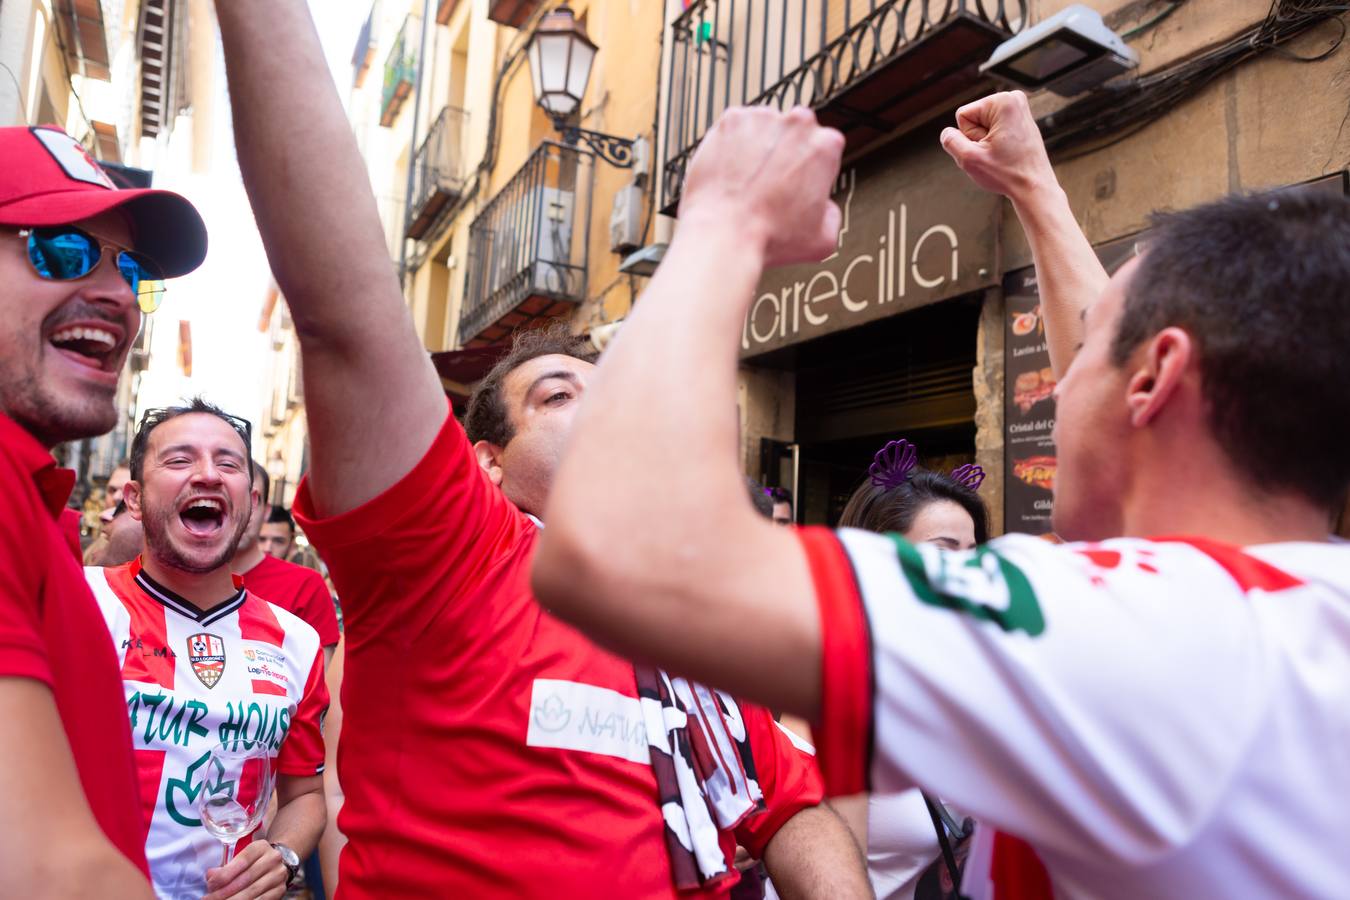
[888,536,1046,637]
[165,750,212,827]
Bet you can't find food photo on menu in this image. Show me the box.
[1003,276,1060,535]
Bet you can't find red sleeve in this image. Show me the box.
[0,457,52,686]
[732,704,826,858]
[293,569,339,647]
[797,527,873,797]
[291,400,528,639]
[277,643,329,777]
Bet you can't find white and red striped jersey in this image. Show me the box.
[87,559,328,900]
[801,529,1350,899]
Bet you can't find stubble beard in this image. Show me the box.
[0,359,117,446]
[143,496,252,576]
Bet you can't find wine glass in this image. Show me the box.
[196,741,275,865]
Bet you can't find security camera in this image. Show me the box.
[980,5,1139,98]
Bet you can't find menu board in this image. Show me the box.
[1003,268,1057,534]
[1003,237,1140,535]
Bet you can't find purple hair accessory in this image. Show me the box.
[950,463,986,491]
[869,439,918,490]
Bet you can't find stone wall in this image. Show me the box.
[973,289,1006,537]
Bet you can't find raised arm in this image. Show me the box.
[532,107,843,717]
[214,1,445,516]
[939,91,1108,377]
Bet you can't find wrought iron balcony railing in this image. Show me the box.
[380,17,418,127]
[662,0,1026,211]
[406,106,469,241]
[460,142,594,348]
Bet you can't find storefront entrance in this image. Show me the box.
[758,297,981,526]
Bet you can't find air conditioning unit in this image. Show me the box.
[530,187,578,296]
[609,182,644,255]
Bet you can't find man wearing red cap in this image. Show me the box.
[0,125,206,896]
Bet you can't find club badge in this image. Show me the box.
[187,633,226,689]
[31,127,116,189]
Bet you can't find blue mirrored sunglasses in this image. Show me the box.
[22,225,166,313]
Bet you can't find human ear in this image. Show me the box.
[1125,327,1192,427]
[473,440,505,486]
[123,481,145,521]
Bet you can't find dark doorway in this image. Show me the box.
[758,297,981,526]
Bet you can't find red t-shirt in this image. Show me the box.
[0,413,149,877]
[239,553,339,647]
[293,403,823,898]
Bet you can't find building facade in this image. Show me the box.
[3,0,215,515]
[348,0,1350,535]
[256,283,310,507]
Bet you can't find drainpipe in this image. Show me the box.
[398,0,434,290]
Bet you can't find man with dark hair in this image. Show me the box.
[88,403,328,899]
[533,99,1350,898]
[211,3,868,896]
[0,122,206,898]
[232,462,339,664]
[85,499,145,568]
[463,323,597,464]
[260,506,299,560]
[103,459,133,522]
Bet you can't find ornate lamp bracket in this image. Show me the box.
[556,123,636,168]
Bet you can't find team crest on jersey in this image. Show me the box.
[186,633,226,688]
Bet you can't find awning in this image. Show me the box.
[430,345,507,407]
[54,0,112,81]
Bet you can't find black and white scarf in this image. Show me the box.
[635,666,765,892]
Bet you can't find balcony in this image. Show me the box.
[437,0,466,25]
[662,0,1026,211]
[487,0,543,28]
[53,0,113,81]
[406,106,469,241]
[460,142,594,348]
[380,17,418,127]
[137,0,182,139]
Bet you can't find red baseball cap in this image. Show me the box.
[0,126,207,278]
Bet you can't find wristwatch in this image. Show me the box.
[270,842,301,888]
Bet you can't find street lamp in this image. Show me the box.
[526,5,635,168]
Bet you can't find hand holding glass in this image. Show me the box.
[196,742,275,865]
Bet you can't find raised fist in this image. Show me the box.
[939,91,1057,203]
[680,106,845,268]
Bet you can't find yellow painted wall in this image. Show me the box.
[393,0,666,352]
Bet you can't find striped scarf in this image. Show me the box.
[635,666,766,892]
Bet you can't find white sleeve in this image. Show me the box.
[835,530,1272,868]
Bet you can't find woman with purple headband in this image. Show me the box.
[833,439,988,899]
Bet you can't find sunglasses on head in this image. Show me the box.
[18,225,166,313]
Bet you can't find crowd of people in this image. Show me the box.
[1,1,1347,898]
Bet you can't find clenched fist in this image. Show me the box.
[680,106,845,268]
[939,91,1057,203]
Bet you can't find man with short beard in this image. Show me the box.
[0,124,206,897]
[87,400,328,900]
